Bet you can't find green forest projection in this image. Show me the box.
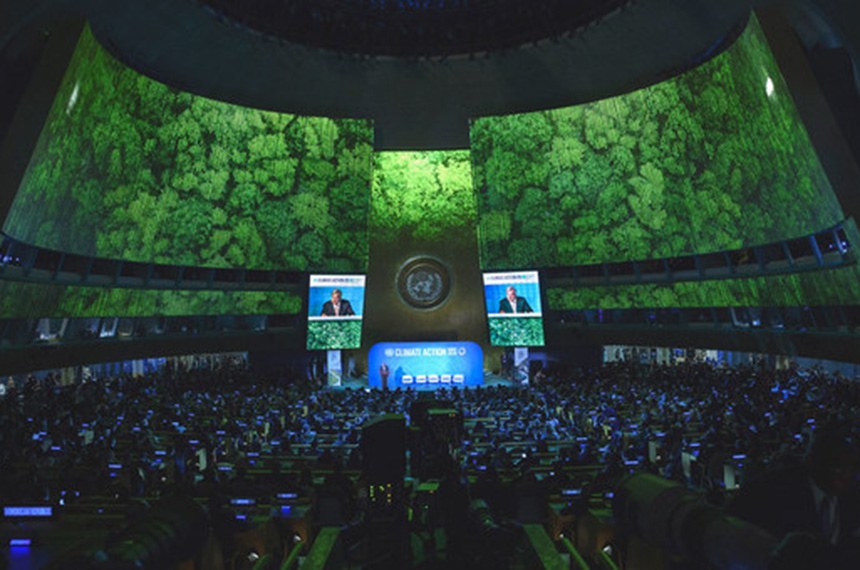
[366,151,492,348]
[547,264,860,310]
[4,19,854,328]
[307,320,363,351]
[0,281,301,319]
[3,27,372,272]
[488,317,545,347]
[472,16,844,269]
[371,150,476,241]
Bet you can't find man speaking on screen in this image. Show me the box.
[498,286,533,314]
[321,289,355,317]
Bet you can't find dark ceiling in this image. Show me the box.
[4,0,860,150]
[198,0,633,57]
[81,0,755,148]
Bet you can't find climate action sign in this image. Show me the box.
[368,341,483,390]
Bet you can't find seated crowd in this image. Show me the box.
[0,358,858,567]
[1,359,857,500]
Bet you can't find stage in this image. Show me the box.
[330,371,519,391]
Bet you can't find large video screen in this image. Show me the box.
[472,16,844,269]
[3,27,372,272]
[483,271,545,346]
[307,275,366,350]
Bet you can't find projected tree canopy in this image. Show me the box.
[0,281,301,319]
[371,151,476,243]
[547,265,860,310]
[3,27,372,273]
[471,17,844,269]
[1,19,855,323]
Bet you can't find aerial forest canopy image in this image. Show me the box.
[0,281,302,319]
[370,150,477,244]
[3,27,373,273]
[471,16,844,269]
[547,264,860,310]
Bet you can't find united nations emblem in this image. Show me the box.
[397,257,451,309]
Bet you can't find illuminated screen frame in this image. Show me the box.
[306,274,366,350]
[483,270,545,346]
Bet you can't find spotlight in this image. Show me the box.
[602,544,613,556]
[765,76,775,98]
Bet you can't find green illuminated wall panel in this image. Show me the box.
[0,281,301,318]
[370,150,477,242]
[3,27,372,272]
[472,17,843,269]
[547,265,860,310]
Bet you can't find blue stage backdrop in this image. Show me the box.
[368,341,484,390]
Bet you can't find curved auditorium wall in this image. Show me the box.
[2,27,373,273]
[547,264,860,310]
[0,281,301,318]
[2,16,855,327]
[472,16,845,269]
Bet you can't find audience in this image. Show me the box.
[1,358,857,507]
[731,425,860,565]
[2,357,859,567]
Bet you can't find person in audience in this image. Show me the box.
[730,425,860,562]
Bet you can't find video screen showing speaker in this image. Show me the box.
[307,275,366,350]
[483,271,545,346]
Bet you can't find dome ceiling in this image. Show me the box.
[10,0,756,148]
[198,0,633,57]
